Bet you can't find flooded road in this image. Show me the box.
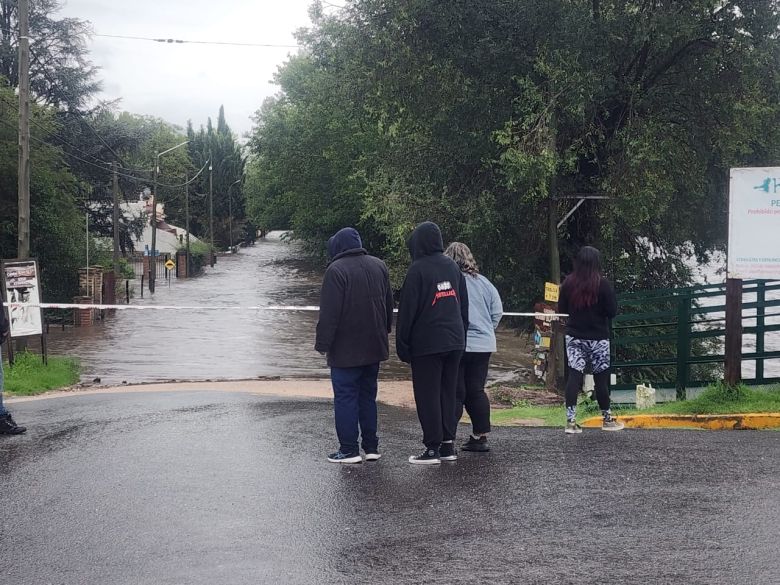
[47,233,531,384]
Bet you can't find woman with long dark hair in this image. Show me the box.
[558,246,623,433]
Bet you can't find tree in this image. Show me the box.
[248,0,780,304]
[175,107,246,250]
[0,0,100,110]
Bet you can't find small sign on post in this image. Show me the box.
[544,282,559,302]
[164,259,176,271]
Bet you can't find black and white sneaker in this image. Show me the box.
[364,451,382,461]
[327,450,363,464]
[0,414,26,435]
[439,442,457,461]
[408,448,441,465]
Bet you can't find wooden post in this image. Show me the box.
[547,198,564,392]
[675,294,692,400]
[724,278,743,386]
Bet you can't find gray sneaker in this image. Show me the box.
[602,417,625,431]
[565,421,582,434]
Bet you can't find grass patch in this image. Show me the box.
[492,382,780,427]
[491,405,564,427]
[3,352,80,396]
[615,382,780,416]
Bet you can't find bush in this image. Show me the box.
[178,240,213,275]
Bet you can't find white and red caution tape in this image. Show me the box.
[6,302,566,318]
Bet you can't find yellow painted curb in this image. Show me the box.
[581,413,780,430]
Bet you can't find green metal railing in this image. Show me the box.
[611,280,780,398]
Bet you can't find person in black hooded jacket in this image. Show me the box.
[397,221,468,464]
[315,227,394,463]
[0,300,26,435]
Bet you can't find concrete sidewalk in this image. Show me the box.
[583,412,780,430]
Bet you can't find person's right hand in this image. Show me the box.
[0,330,9,344]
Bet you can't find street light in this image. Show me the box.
[149,140,189,293]
[228,178,241,252]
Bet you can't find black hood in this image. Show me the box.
[327,227,363,259]
[408,221,444,261]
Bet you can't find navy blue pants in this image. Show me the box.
[331,363,380,454]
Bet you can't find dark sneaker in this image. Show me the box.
[364,451,382,462]
[602,417,625,431]
[461,435,489,452]
[408,448,441,465]
[439,442,457,461]
[0,414,26,435]
[565,421,582,434]
[327,450,362,464]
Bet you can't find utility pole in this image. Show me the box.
[17,0,30,259]
[150,154,159,293]
[184,172,191,277]
[112,162,120,276]
[208,152,214,266]
[149,140,189,292]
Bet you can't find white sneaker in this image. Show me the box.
[364,452,382,461]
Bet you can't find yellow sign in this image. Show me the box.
[544,282,559,302]
[164,259,176,270]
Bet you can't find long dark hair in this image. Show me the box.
[564,246,602,310]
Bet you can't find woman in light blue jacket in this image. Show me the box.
[444,242,503,452]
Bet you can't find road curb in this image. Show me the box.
[581,413,780,430]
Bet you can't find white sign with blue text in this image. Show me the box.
[728,167,780,280]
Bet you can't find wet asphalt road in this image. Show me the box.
[1,392,778,585]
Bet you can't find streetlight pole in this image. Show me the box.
[208,152,214,267]
[149,140,189,293]
[184,172,190,277]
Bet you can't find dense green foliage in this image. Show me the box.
[0,1,247,301]
[247,0,780,306]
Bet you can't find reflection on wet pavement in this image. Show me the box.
[46,234,531,385]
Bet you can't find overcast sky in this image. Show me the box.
[58,0,317,137]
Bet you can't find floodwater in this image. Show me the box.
[46,233,531,384]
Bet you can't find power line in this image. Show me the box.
[0,93,152,173]
[93,33,300,49]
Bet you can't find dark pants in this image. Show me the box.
[565,369,610,410]
[411,350,463,450]
[455,352,492,435]
[331,363,380,454]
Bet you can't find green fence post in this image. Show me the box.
[676,294,692,400]
[756,281,765,383]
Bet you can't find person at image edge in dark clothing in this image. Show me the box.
[315,227,394,463]
[396,221,468,465]
[0,301,26,435]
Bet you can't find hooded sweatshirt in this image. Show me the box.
[396,222,468,363]
[315,227,394,368]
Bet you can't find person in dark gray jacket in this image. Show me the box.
[397,222,468,465]
[315,227,394,463]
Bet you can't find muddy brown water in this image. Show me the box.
[46,233,532,385]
